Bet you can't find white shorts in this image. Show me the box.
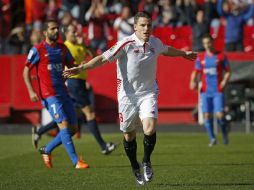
[118,93,158,132]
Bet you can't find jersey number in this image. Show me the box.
[119,113,123,123]
[51,104,57,114]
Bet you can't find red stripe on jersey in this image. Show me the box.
[113,40,135,57]
[198,53,207,93]
[36,42,56,99]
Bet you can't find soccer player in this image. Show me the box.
[23,19,89,169]
[32,24,117,155]
[64,23,117,154]
[190,34,231,147]
[63,11,197,185]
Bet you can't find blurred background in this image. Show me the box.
[0,0,253,133]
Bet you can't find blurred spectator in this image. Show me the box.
[7,25,26,54]
[32,0,47,31]
[78,0,91,25]
[138,0,159,20]
[85,0,110,54]
[217,0,254,51]
[113,5,134,40]
[46,0,59,20]
[155,0,185,27]
[61,0,80,19]
[185,0,212,51]
[30,28,43,46]
[0,0,11,54]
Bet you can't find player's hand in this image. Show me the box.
[220,80,227,90]
[29,91,39,102]
[63,66,82,78]
[183,51,197,61]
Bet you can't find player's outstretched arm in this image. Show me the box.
[162,47,197,61]
[23,66,40,102]
[63,55,108,78]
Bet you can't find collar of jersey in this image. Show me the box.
[43,40,58,48]
[132,33,150,46]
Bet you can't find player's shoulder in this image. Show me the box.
[215,51,227,60]
[197,52,206,60]
[149,36,163,45]
[117,35,136,46]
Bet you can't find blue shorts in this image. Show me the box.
[67,78,91,108]
[200,92,224,113]
[42,95,77,125]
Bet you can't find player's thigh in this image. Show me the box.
[62,96,78,127]
[139,93,158,121]
[138,93,158,135]
[142,118,157,135]
[214,93,225,114]
[118,98,141,133]
[201,93,213,113]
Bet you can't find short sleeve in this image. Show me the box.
[194,57,202,72]
[155,38,168,55]
[64,48,75,68]
[25,47,40,69]
[222,55,230,71]
[102,41,128,62]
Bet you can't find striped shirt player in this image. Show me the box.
[25,40,78,125]
[195,52,230,114]
[23,20,89,169]
[190,34,231,147]
[103,33,168,132]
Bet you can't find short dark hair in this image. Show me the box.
[134,11,152,24]
[202,33,213,41]
[43,19,58,31]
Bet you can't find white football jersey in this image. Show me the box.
[102,33,168,100]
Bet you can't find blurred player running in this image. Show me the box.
[190,34,231,147]
[63,12,197,185]
[32,23,117,155]
[23,19,89,169]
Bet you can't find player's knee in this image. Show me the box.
[123,131,136,142]
[204,113,213,119]
[216,112,224,119]
[143,126,156,136]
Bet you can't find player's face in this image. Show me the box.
[134,17,152,42]
[66,25,77,43]
[202,37,214,52]
[45,22,59,42]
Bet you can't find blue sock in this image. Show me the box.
[60,128,78,165]
[45,133,62,153]
[204,118,215,140]
[38,121,58,136]
[218,118,227,136]
[87,119,106,150]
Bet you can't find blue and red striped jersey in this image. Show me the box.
[25,41,74,99]
[195,52,230,94]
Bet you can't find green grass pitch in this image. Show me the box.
[0,132,253,190]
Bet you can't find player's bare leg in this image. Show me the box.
[142,118,157,182]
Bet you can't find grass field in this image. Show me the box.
[0,132,253,190]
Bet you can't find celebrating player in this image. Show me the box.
[63,11,197,185]
[190,34,231,147]
[23,19,89,169]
